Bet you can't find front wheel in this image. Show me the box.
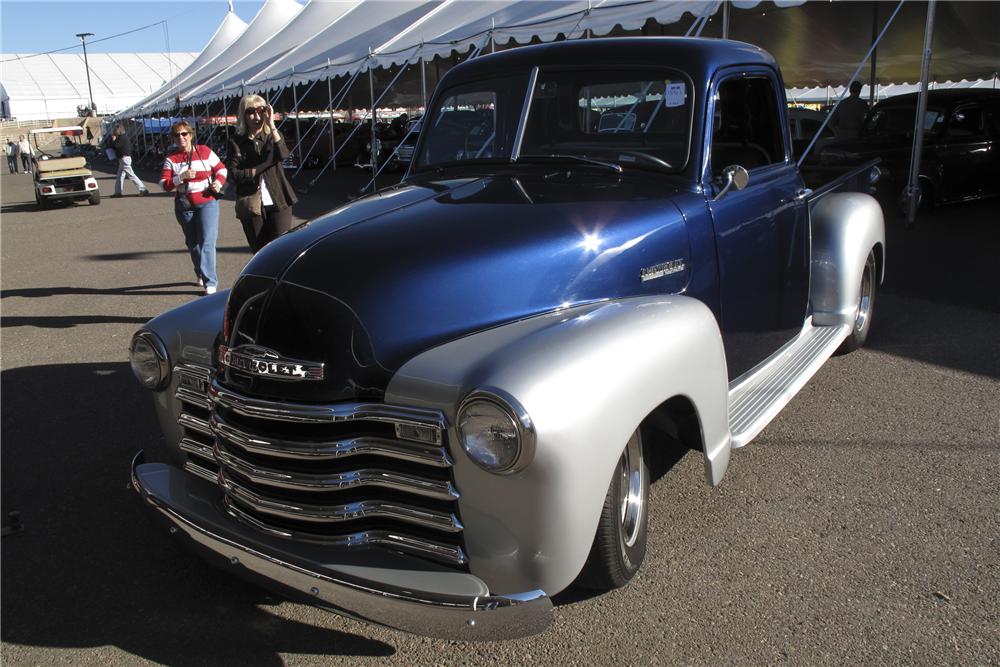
[837,249,877,354]
[88,192,101,205]
[578,428,650,590]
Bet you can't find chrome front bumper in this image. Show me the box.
[130,452,552,640]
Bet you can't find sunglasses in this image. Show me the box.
[172,131,191,137]
[246,107,269,117]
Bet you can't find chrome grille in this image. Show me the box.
[175,367,465,567]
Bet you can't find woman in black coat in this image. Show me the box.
[227,94,299,252]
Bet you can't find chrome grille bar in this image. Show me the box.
[212,412,452,467]
[179,437,215,463]
[211,380,446,429]
[220,472,463,533]
[223,497,468,566]
[178,413,213,438]
[214,445,459,501]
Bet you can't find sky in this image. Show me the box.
[0,1,270,56]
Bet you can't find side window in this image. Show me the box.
[711,75,786,176]
[947,106,985,139]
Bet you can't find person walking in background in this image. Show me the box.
[110,124,149,197]
[228,94,297,253]
[831,80,869,140]
[160,121,227,295]
[5,140,17,174]
[17,135,32,173]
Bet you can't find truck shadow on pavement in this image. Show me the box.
[866,200,1000,380]
[0,362,395,662]
[84,246,251,262]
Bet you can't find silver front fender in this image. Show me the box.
[386,296,731,597]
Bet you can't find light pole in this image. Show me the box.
[76,32,95,114]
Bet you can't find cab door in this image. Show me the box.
[704,68,810,381]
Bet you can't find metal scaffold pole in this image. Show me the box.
[369,50,378,179]
[905,0,937,228]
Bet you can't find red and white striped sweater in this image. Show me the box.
[160,144,227,205]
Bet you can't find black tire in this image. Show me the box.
[36,192,49,210]
[88,192,101,205]
[578,428,650,590]
[837,249,877,354]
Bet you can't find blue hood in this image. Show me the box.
[224,172,693,402]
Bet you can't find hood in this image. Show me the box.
[221,171,693,402]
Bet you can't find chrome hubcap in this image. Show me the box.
[618,430,644,548]
[854,256,875,334]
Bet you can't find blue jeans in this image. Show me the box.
[115,156,146,195]
[175,198,219,288]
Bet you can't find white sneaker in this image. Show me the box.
[197,277,205,288]
[205,285,217,295]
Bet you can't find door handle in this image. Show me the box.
[794,187,813,201]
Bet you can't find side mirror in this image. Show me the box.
[712,164,749,201]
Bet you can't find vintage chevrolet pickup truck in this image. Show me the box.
[129,38,885,640]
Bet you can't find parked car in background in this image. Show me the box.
[30,127,100,209]
[391,117,422,171]
[787,106,837,160]
[819,89,1000,209]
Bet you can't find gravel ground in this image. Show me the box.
[1,162,998,666]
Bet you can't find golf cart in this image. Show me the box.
[30,126,100,209]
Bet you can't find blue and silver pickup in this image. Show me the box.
[128,38,884,641]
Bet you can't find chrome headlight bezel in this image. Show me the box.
[457,388,536,475]
[129,330,171,390]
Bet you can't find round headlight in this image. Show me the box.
[457,389,535,474]
[129,330,170,390]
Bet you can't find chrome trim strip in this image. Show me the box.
[183,459,219,483]
[223,496,467,566]
[214,445,460,501]
[510,66,539,162]
[178,413,213,438]
[211,380,446,429]
[175,363,213,381]
[211,412,452,467]
[132,454,552,640]
[176,387,212,410]
[179,437,215,462]
[220,473,463,533]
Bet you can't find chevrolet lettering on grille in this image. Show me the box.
[218,345,324,381]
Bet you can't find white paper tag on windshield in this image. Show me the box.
[665,83,686,107]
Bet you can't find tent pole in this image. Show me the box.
[369,51,378,181]
[292,67,304,170]
[868,1,878,105]
[722,0,730,39]
[327,60,337,173]
[905,0,937,228]
[421,56,428,113]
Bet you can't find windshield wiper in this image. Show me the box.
[517,153,623,173]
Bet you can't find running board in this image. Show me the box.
[728,322,850,449]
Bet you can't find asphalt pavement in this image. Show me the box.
[1,162,998,665]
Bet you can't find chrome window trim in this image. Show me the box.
[511,66,539,162]
[212,411,452,467]
[220,472,463,533]
[210,380,446,430]
[213,444,460,501]
[222,497,468,566]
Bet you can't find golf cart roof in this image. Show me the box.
[31,126,84,135]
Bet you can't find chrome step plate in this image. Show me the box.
[728,322,850,449]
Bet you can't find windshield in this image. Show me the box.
[415,68,693,173]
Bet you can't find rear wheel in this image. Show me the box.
[578,428,649,590]
[35,190,48,210]
[837,249,877,354]
[88,191,101,205]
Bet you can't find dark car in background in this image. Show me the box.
[819,89,1000,209]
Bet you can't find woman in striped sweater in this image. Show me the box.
[160,120,227,295]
